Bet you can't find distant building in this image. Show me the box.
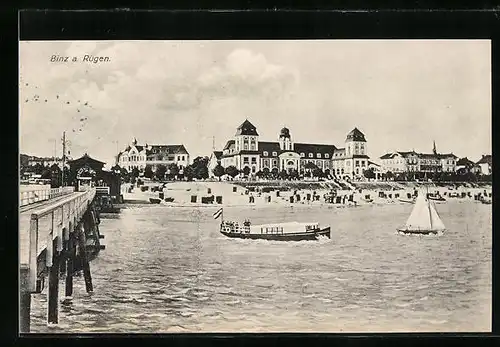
[379,142,457,174]
[26,155,64,168]
[456,157,481,174]
[117,138,190,173]
[208,151,223,178]
[331,128,370,179]
[218,119,369,180]
[476,154,492,175]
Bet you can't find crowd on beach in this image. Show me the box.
[121,180,492,208]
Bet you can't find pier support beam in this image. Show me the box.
[77,223,93,293]
[48,238,61,325]
[64,224,75,299]
[19,266,31,333]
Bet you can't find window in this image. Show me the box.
[263,151,268,156]
[355,144,359,154]
[308,153,313,158]
[252,166,256,173]
[362,161,366,167]
[300,153,305,157]
[355,160,360,167]
[251,157,257,163]
[273,159,277,167]
[360,144,365,154]
[272,152,277,156]
[243,157,249,163]
[182,156,185,161]
[325,154,329,159]
[317,153,321,158]
[264,159,269,167]
[250,137,256,150]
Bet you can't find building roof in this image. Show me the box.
[368,160,381,167]
[235,119,259,136]
[146,145,189,155]
[223,140,235,150]
[456,157,476,166]
[345,128,366,142]
[477,154,492,165]
[212,151,223,160]
[294,143,337,156]
[67,153,105,165]
[259,141,282,155]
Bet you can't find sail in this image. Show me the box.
[404,192,432,230]
[429,201,446,231]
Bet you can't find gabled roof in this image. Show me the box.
[67,153,105,165]
[368,160,380,167]
[235,119,259,136]
[145,144,189,155]
[212,151,223,160]
[477,155,492,165]
[345,128,366,142]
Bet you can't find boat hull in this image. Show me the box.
[149,198,162,204]
[397,228,443,235]
[220,227,331,241]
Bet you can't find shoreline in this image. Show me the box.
[119,180,491,210]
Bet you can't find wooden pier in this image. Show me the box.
[19,187,105,333]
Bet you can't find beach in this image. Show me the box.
[121,180,492,209]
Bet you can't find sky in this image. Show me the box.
[20,40,491,169]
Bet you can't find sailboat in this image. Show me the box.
[397,189,446,235]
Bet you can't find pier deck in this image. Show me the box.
[19,187,104,333]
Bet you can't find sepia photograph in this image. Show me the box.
[19,40,492,333]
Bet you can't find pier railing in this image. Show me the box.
[23,187,96,292]
[20,186,75,207]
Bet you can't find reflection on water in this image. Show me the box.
[30,202,491,333]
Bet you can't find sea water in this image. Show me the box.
[29,201,492,333]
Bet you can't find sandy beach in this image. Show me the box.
[120,180,492,209]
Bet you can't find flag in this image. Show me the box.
[213,208,223,220]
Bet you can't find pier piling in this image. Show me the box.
[77,223,93,293]
[48,238,60,324]
[20,266,31,333]
[65,224,75,299]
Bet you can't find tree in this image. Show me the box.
[225,165,239,179]
[289,169,299,180]
[385,171,394,181]
[312,167,324,178]
[271,167,279,179]
[132,167,140,178]
[304,162,317,178]
[167,163,179,179]
[278,169,289,180]
[191,156,209,180]
[262,167,270,178]
[213,164,225,180]
[144,165,154,179]
[155,164,167,181]
[324,168,331,178]
[183,165,195,181]
[242,166,251,177]
[363,168,376,180]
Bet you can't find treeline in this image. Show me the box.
[211,162,333,180]
[21,162,71,187]
[113,156,210,183]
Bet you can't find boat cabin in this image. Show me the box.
[221,220,320,235]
